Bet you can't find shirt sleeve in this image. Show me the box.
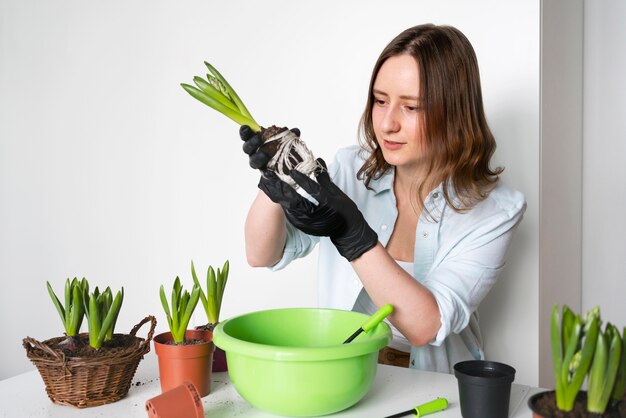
[423,195,526,346]
[268,214,320,271]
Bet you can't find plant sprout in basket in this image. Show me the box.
[46,278,124,351]
[181,61,322,190]
[83,284,124,350]
[46,278,87,351]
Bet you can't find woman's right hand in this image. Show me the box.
[239,125,301,170]
[240,125,296,267]
[240,125,270,170]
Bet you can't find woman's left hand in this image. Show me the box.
[258,158,378,261]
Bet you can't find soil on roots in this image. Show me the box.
[259,125,306,174]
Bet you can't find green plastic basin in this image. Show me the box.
[213,308,392,416]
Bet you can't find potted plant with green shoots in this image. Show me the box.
[528,304,626,417]
[154,275,214,396]
[181,62,322,192]
[23,278,155,408]
[192,259,229,371]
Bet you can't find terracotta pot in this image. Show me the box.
[145,380,204,418]
[154,330,214,397]
[212,346,228,372]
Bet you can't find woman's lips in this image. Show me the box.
[383,140,405,151]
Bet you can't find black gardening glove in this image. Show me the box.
[240,125,301,170]
[258,158,378,261]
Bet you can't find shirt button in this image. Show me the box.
[422,231,429,238]
[432,192,439,199]
[381,224,388,231]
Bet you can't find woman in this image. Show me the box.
[241,24,526,373]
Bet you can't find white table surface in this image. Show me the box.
[0,353,542,418]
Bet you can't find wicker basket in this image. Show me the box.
[23,315,156,408]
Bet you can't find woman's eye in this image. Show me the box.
[405,105,421,112]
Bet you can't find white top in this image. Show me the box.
[271,145,527,373]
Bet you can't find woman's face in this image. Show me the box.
[372,54,425,172]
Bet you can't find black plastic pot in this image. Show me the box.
[454,360,516,418]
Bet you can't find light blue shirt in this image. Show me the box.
[271,145,526,373]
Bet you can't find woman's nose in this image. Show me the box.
[380,107,400,133]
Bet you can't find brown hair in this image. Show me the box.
[357,24,502,213]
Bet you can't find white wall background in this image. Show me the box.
[582,2,626,327]
[1,0,540,384]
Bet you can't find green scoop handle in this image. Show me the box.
[384,397,449,418]
[343,304,393,344]
[414,398,449,416]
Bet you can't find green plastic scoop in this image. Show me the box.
[343,304,393,344]
[384,397,449,417]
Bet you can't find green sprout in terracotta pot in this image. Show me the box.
[611,327,626,407]
[551,304,600,412]
[181,61,322,190]
[46,277,87,351]
[159,277,201,344]
[587,322,625,414]
[83,285,124,350]
[191,260,229,331]
[549,304,626,416]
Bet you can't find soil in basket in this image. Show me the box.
[33,334,141,359]
[533,391,626,418]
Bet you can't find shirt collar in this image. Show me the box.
[368,167,395,195]
[367,168,463,217]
